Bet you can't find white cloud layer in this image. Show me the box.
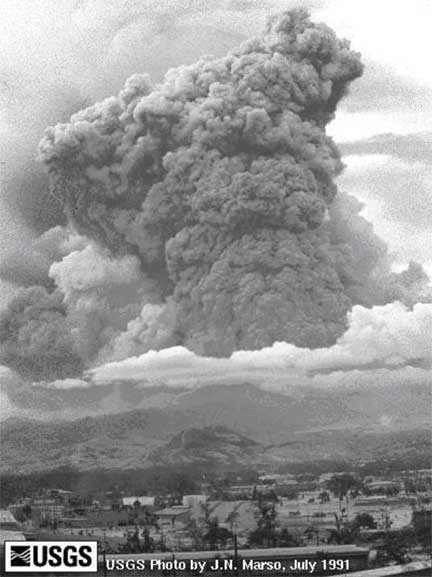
[86,301,432,388]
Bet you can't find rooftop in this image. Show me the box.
[155,506,190,516]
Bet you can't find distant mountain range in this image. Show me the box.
[1,381,430,473]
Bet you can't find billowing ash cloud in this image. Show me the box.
[0,287,84,380]
[1,8,430,382]
[38,9,365,357]
[0,226,87,288]
[48,243,162,364]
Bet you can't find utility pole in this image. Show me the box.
[102,532,107,577]
[233,532,239,577]
[172,551,177,577]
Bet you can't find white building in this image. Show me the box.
[182,494,207,507]
[122,496,155,507]
[0,510,25,545]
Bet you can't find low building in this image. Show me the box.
[258,473,296,484]
[47,489,75,504]
[319,473,347,485]
[366,481,401,494]
[31,498,65,522]
[122,496,155,508]
[155,506,190,530]
[227,484,280,499]
[354,496,408,507]
[182,494,207,507]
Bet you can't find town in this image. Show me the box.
[1,463,430,575]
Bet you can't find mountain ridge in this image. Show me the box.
[1,381,430,473]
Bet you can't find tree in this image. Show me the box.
[140,508,157,528]
[248,499,278,547]
[384,485,400,497]
[167,471,197,498]
[326,474,361,509]
[412,508,432,549]
[352,513,377,530]
[404,480,417,494]
[226,509,240,533]
[200,504,232,550]
[200,502,212,526]
[14,506,32,523]
[204,517,220,550]
[187,518,203,550]
[123,526,141,553]
[382,529,414,564]
[304,526,319,545]
[329,512,357,544]
[318,490,330,504]
[203,517,232,550]
[278,527,299,547]
[141,527,154,553]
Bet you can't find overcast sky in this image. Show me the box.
[0,0,431,411]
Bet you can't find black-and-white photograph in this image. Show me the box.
[0,1,431,576]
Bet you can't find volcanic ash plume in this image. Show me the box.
[37,9,366,357]
[48,243,161,363]
[0,287,83,380]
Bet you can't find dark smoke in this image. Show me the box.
[38,9,364,356]
[0,286,84,380]
[1,8,429,382]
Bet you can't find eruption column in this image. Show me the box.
[39,9,364,356]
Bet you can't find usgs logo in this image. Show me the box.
[5,541,98,573]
